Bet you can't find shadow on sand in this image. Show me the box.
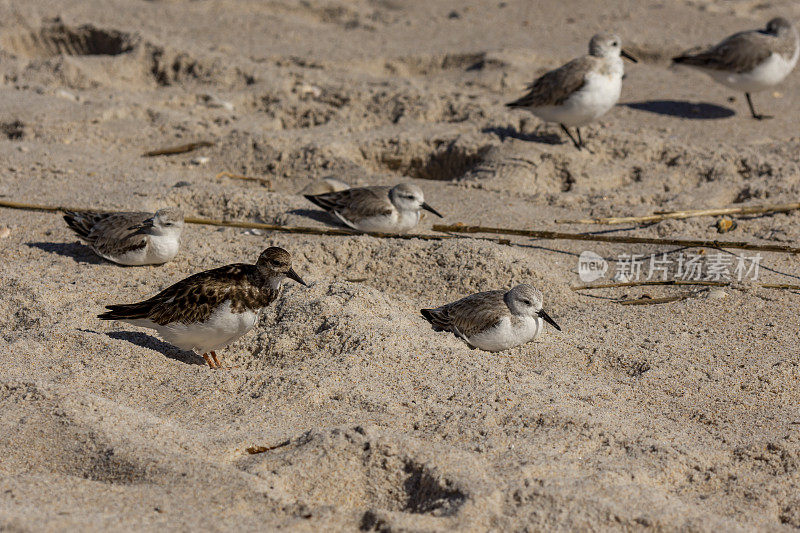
[482,126,564,145]
[286,208,344,227]
[623,100,735,119]
[26,241,106,265]
[105,330,205,366]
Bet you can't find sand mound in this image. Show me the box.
[0,21,254,90]
[237,425,500,530]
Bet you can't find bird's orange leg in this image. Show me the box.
[201,353,217,369]
[210,351,222,368]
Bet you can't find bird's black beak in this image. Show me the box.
[131,218,155,235]
[287,268,308,287]
[538,309,561,331]
[421,202,444,218]
[621,49,638,63]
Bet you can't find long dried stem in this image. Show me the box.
[555,202,800,225]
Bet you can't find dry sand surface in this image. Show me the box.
[2,0,800,530]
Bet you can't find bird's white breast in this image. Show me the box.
[96,246,149,265]
[710,43,799,92]
[97,233,181,266]
[339,208,420,233]
[468,316,543,352]
[533,60,624,127]
[129,300,259,353]
[145,233,182,264]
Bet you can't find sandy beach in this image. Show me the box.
[1,0,800,530]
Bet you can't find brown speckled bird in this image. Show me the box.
[99,247,307,369]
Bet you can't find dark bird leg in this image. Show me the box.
[575,127,595,154]
[201,353,217,369]
[210,351,222,368]
[746,93,772,120]
[560,124,582,150]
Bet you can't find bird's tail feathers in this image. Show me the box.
[62,211,99,239]
[97,302,153,321]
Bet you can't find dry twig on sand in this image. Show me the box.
[573,280,800,306]
[143,141,215,157]
[572,280,726,290]
[246,440,291,454]
[3,201,800,253]
[432,224,800,254]
[555,202,800,225]
[0,200,451,240]
[0,200,84,213]
[616,293,694,306]
[572,280,800,291]
[184,215,449,240]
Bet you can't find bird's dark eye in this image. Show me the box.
[612,41,618,46]
[521,299,532,306]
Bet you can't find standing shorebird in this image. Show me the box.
[304,183,443,233]
[506,33,637,150]
[421,284,561,352]
[672,17,799,120]
[98,247,307,369]
[63,207,184,266]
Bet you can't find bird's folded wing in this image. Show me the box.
[507,56,592,108]
[105,264,256,325]
[314,187,394,220]
[434,290,508,339]
[89,212,152,255]
[675,31,772,73]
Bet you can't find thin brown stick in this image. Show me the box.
[573,280,800,291]
[432,224,800,254]
[573,280,726,290]
[184,216,449,240]
[143,141,215,157]
[0,200,451,240]
[5,200,800,252]
[0,200,76,213]
[617,293,693,306]
[555,202,800,225]
[216,171,272,188]
[759,283,800,291]
[246,439,291,454]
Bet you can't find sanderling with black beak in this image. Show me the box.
[507,33,637,150]
[672,17,799,120]
[304,182,443,233]
[63,207,184,265]
[421,284,561,352]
